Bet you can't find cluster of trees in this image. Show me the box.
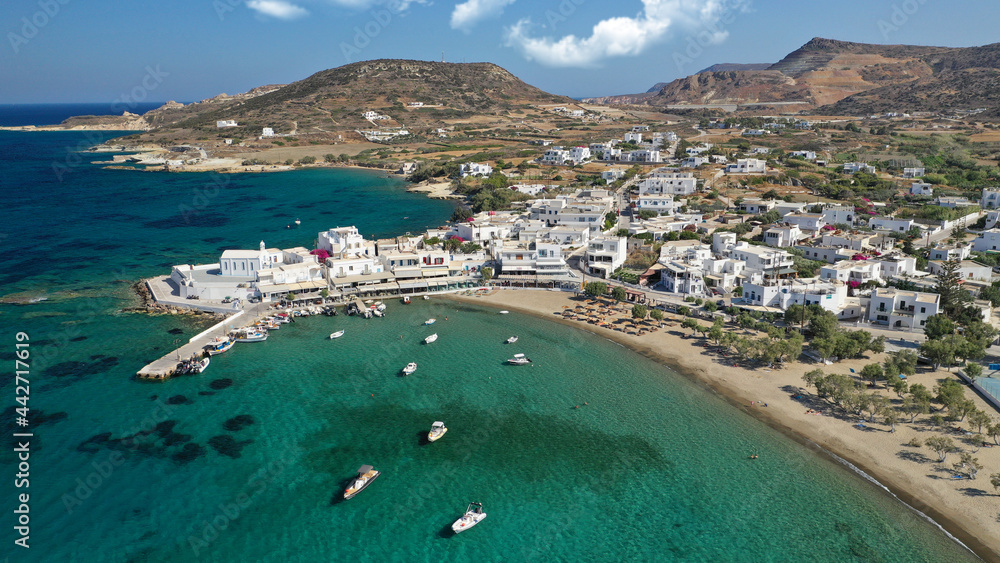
[698,318,804,367]
[785,304,885,362]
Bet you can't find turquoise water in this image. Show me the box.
[0,131,979,561]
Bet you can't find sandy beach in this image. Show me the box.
[447,288,1000,560]
[405,180,463,200]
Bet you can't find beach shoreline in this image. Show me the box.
[444,289,1000,561]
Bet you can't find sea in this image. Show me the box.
[0,114,981,561]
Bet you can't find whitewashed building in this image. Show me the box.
[869,217,915,233]
[460,163,493,177]
[725,158,766,174]
[638,172,697,196]
[981,189,1000,209]
[910,182,933,196]
[764,225,803,248]
[868,288,939,328]
[585,237,627,278]
[843,162,876,174]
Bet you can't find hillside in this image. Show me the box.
[129,59,573,143]
[585,38,1000,116]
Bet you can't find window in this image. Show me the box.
[920,307,926,313]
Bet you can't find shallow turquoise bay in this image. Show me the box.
[0,131,977,562]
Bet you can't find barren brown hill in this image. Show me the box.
[128,59,573,144]
[585,38,1000,116]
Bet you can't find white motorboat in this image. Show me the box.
[294,218,301,225]
[373,308,385,318]
[506,336,518,344]
[205,337,234,355]
[424,318,436,325]
[424,333,438,344]
[427,421,447,442]
[422,295,430,300]
[375,302,386,312]
[499,310,509,315]
[233,329,268,343]
[402,362,418,376]
[403,296,411,304]
[507,353,531,365]
[330,330,345,339]
[451,502,486,533]
[343,465,380,499]
[179,357,210,374]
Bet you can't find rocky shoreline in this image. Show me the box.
[123,281,226,319]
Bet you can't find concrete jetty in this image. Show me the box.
[136,304,265,380]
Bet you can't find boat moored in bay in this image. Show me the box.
[428,421,447,442]
[344,465,380,499]
[451,502,486,533]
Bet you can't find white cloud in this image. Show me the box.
[324,0,428,10]
[247,0,310,19]
[504,0,748,67]
[451,0,517,32]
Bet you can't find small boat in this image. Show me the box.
[178,357,210,374]
[499,310,509,315]
[425,318,436,325]
[506,336,518,344]
[343,465,380,499]
[294,218,301,225]
[428,421,447,442]
[375,302,386,312]
[507,353,531,365]
[373,308,385,318]
[422,295,430,300]
[424,333,438,344]
[403,296,411,304]
[233,329,268,343]
[330,330,345,339]
[402,362,418,376]
[451,502,486,533]
[205,337,234,355]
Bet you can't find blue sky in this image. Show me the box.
[1,0,997,103]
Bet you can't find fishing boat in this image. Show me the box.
[330,330,345,339]
[424,318,436,325]
[451,502,486,533]
[424,333,438,344]
[403,296,411,304]
[422,295,430,300]
[499,310,509,315]
[506,336,518,344]
[178,357,210,374]
[402,362,418,376]
[294,218,301,226]
[343,465,380,499]
[427,421,447,442]
[273,313,291,323]
[205,337,235,355]
[507,353,531,365]
[233,329,268,343]
[373,308,384,318]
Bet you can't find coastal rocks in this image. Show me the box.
[172,442,206,464]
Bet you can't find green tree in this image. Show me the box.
[681,317,699,335]
[955,452,983,480]
[708,324,724,346]
[299,155,316,165]
[990,473,1000,494]
[901,395,930,422]
[889,376,909,398]
[989,423,1000,446]
[678,306,691,317]
[920,338,956,370]
[964,362,983,379]
[934,259,971,315]
[631,304,648,320]
[860,364,885,387]
[883,408,899,433]
[969,409,992,434]
[703,301,718,313]
[584,282,608,298]
[923,314,956,340]
[649,309,664,324]
[320,288,329,299]
[481,267,493,283]
[611,286,627,301]
[935,379,966,412]
[925,436,956,462]
[286,292,297,301]
[324,153,336,163]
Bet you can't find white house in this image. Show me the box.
[933,196,975,209]
[725,158,766,174]
[510,184,550,196]
[742,279,848,313]
[728,243,795,278]
[782,213,827,234]
[541,147,571,165]
[910,182,933,196]
[585,237,627,278]
[713,232,737,255]
[220,241,282,277]
[740,198,776,215]
[261,127,274,138]
[788,150,816,160]
[927,260,992,282]
[774,201,810,217]
[568,146,591,164]
[981,189,1000,209]
[868,288,939,329]
[681,157,708,168]
[764,225,802,248]
[819,260,882,284]
[843,162,876,174]
[460,163,493,177]
[869,217,915,233]
[929,243,971,262]
[216,120,238,128]
[659,261,705,295]
[973,229,1000,252]
[821,205,856,227]
[638,172,697,196]
[624,132,643,144]
[903,167,926,178]
[636,194,682,215]
[318,226,371,257]
[602,169,626,183]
